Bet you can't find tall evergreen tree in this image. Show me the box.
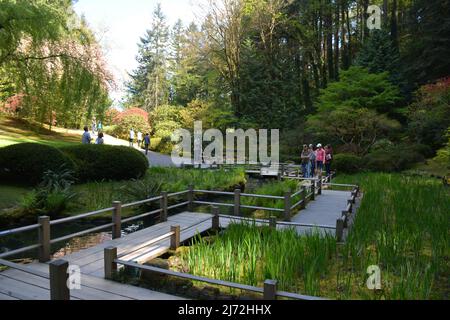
[126,3,169,111]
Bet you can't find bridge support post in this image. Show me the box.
[170,226,181,250]
[284,191,291,222]
[160,192,168,222]
[104,247,117,280]
[112,201,122,240]
[347,200,353,213]
[49,259,70,300]
[317,179,322,195]
[187,185,194,212]
[269,216,277,229]
[212,206,220,231]
[234,189,241,216]
[336,218,344,242]
[38,216,51,263]
[311,182,316,201]
[264,279,278,300]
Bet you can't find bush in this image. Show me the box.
[333,154,364,174]
[0,143,75,185]
[363,146,424,172]
[60,145,149,182]
[110,115,152,140]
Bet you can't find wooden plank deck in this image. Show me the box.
[0,189,355,300]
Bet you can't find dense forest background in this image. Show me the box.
[1,0,449,171]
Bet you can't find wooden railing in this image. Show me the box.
[0,173,348,263]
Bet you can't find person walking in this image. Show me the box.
[301,145,311,178]
[144,133,151,155]
[309,144,316,177]
[82,126,91,144]
[316,144,326,175]
[137,131,143,149]
[91,119,97,135]
[96,132,105,145]
[325,144,333,177]
[129,128,135,147]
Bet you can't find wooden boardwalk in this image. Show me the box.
[0,186,357,300]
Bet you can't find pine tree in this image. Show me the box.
[126,3,169,111]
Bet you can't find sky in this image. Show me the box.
[74,0,204,107]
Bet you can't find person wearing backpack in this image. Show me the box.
[325,144,333,177]
[301,145,311,178]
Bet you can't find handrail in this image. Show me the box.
[194,190,235,196]
[116,259,264,294]
[0,244,41,259]
[240,204,284,212]
[121,208,162,224]
[50,223,115,244]
[0,224,40,237]
[121,196,163,209]
[50,207,115,226]
[0,258,48,279]
[193,201,235,208]
[240,193,284,200]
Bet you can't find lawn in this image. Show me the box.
[0,116,80,148]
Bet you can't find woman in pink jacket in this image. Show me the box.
[316,144,326,174]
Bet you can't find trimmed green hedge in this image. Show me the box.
[333,154,364,174]
[0,143,75,185]
[60,145,149,182]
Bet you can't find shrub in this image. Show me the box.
[363,146,424,172]
[60,145,149,182]
[333,154,364,174]
[110,115,151,140]
[0,143,75,185]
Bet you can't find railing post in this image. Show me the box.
[336,218,344,242]
[234,189,241,216]
[112,201,122,240]
[269,216,277,229]
[212,206,220,231]
[264,279,278,300]
[301,186,307,210]
[311,182,315,201]
[49,260,70,300]
[104,246,118,280]
[38,216,51,263]
[347,200,353,213]
[170,225,181,250]
[284,191,291,222]
[160,192,168,222]
[317,178,322,195]
[187,185,194,212]
[342,211,349,228]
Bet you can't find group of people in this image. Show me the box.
[301,144,333,178]
[82,126,104,145]
[129,129,151,155]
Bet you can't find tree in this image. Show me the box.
[316,66,402,116]
[126,3,170,111]
[307,107,401,155]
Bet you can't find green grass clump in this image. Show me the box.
[180,223,336,296]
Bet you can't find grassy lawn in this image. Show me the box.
[0,116,80,148]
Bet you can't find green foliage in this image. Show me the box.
[60,145,149,182]
[307,107,401,155]
[0,143,75,185]
[180,223,336,294]
[363,145,425,172]
[18,168,77,218]
[333,154,364,174]
[407,78,450,150]
[316,67,402,115]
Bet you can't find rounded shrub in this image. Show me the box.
[0,143,75,185]
[364,146,424,172]
[333,154,364,174]
[60,145,149,182]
